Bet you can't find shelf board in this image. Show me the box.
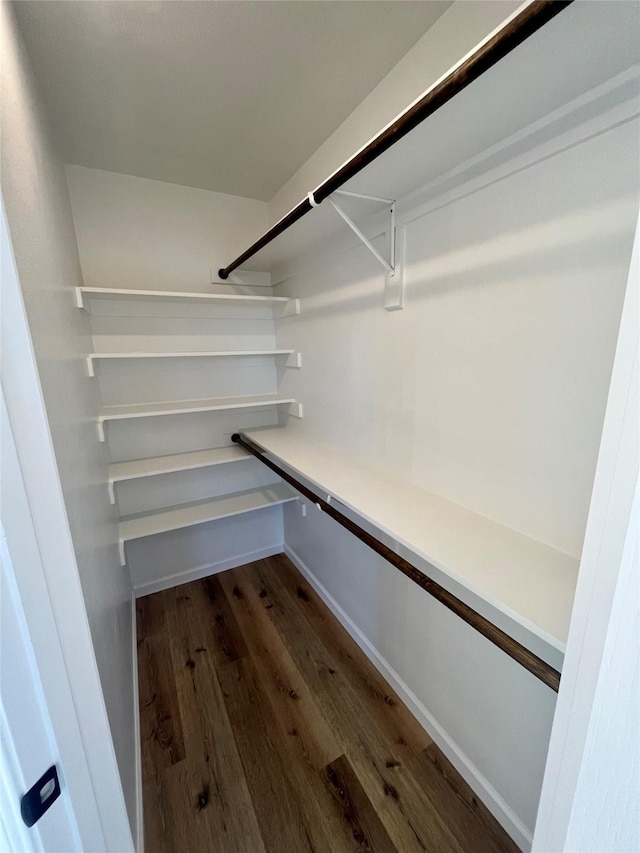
[76,286,294,308]
[118,483,297,565]
[86,349,299,376]
[108,445,251,503]
[97,394,301,441]
[241,426,579,666]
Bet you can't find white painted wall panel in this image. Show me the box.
[66,165,268,289]
[565,490,639,852]
[0,6,136,837]
[277,120,637,556]
[95,361,279,407]
[276,67,637,846]
[533,218,639,853]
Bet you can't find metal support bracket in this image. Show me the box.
[329,190,404,311]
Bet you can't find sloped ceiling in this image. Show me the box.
[14,0,451,200]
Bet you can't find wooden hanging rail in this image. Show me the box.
[218,0,573,280]
[232,432,561,692]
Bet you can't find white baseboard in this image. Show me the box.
[131,593,144,853]
[133,544,283,598]
[284,543,532,852]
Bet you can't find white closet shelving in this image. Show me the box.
[97,394,301,441]
[117,483,297,566]
[76,285,299,313]
[86,349,300,376]
[79,283,302,577]
[241,426,578,665]
[108,445,251,503]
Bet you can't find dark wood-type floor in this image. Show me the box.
[137,554,521,853]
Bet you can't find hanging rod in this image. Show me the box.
[231,433,561,692]
[218,0,573,280]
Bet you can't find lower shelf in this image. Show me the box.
[240,426,579,669]
[118,483,297,565]
[108,445,251,503]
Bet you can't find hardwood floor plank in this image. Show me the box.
[162,584,266,853]
[217,655,326,852]
[218,565,344,773]
[415,745,521,853]
[260,554,433,759]
[137,595,187,852]
[243,558,464,853]
[160,757,227,853]
[138,556,522,853]
[137,595,186,768]
[218,574,389,852]
[323,754,398,853]
[265,558,520,853]
[268,557,519,853]
[186,574,249,668]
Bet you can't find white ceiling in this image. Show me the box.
[14,1,451,201]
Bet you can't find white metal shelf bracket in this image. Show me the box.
[328,191,404,311]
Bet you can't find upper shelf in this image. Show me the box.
[241,425,579,669]
[86,349,300,376]
[75,286,299,312]
[228,1,639,274]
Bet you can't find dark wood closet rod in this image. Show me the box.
[218,0,573,280]
[232,433,561,692]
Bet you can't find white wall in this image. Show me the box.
[0,5,136,840]
[66,164,268,290]
[533,220,639,853]
[272,17,639,848]
[269,0,520,223]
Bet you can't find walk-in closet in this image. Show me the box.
[2,1,638,851]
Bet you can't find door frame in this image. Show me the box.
[533,218,639,849]
[1,199,134,852]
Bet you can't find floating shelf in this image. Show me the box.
[108,445,252,503]
[118,483,297,565]
[98,394,302,441]
[241,426,579,668]
[75,285,300,314]
[86,349,301,376]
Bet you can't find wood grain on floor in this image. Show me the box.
[137,553,521,853]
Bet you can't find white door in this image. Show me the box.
[1,197,134,852]
[1,491,81,851]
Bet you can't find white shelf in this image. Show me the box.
[86,349,300,375]
[118,483,297,565]
[242,426,579,664]
[76,285,298,310]
[108,445,251,503]
[97,394,302,441]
